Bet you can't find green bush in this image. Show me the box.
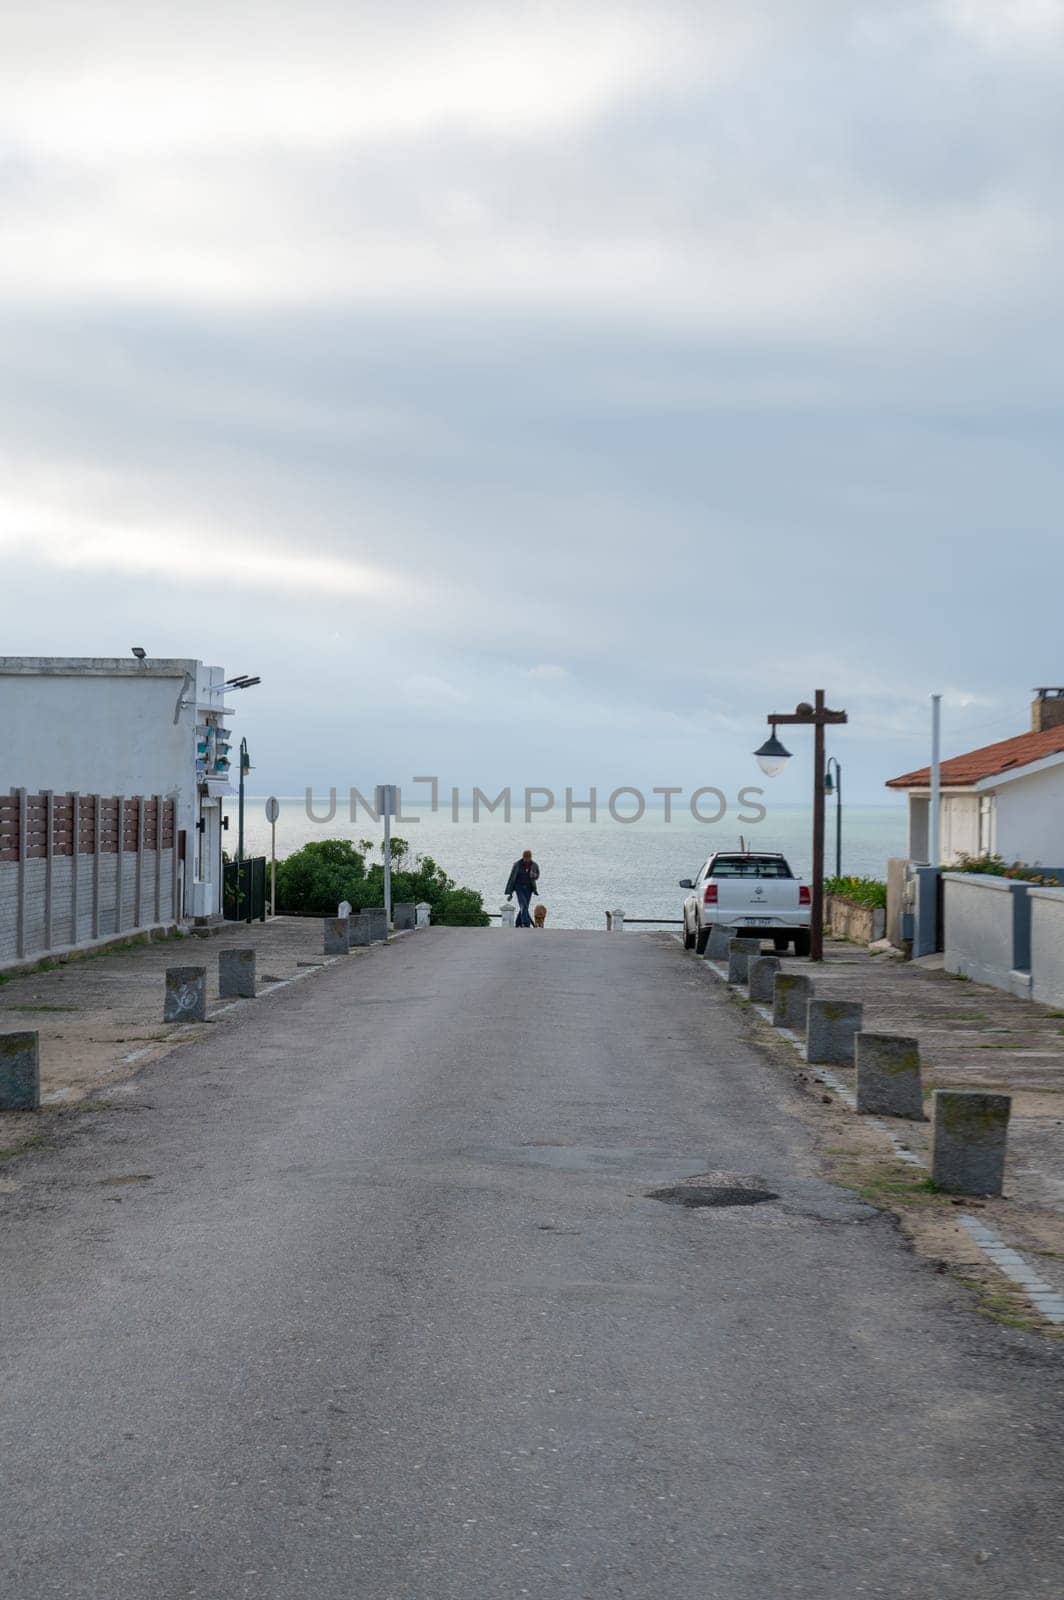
[824,875,887,909]
[272,839,368,915]
[272,837,489,924]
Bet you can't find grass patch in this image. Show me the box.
[953,1274,1043,1333]
[0,1133,51,1163]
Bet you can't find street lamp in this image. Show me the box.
[237,737,251,867]
[754,691,848,961]
[753,725,793,778]
[824,756,842,881]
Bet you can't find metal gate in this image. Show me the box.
[223,857,267,923]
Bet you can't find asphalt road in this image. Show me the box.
[2,928,1062,1598]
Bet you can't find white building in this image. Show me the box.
[887,689,1064,867]
[0,656,241,924]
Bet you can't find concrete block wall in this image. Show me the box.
[1030,888,1064,1008]
[942,873,1030,999]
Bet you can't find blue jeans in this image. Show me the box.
[515,887,533,927]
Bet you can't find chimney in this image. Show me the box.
[1031,688,1064,733]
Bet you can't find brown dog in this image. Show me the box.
[533,903,548,928]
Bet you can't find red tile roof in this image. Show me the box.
[887,726,1064,788]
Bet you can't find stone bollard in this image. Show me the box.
[349,912,372,947]
[500,902,516,929]
[748,954,781,1005]
[164,965,207,1022]
[806,999,863,1065]
[611,909,625,932]
[706,924,735,961]
[855,1034,924,1119]
[415,902,432,928]
[363,907,388,942]
[932,1091,1011,1196]
[323,917,350,955]
[393,902,416,931]
[219,948,256,999]
[0,1031,40,1111]
[727,937,762,985]
[773,972,814,1030]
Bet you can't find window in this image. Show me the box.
[709,856,793,879]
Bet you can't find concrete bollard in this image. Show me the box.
[932,1091,1011,1196]
[363,907,388,942]
[855,1034,924,1119]
[323,917,350,955]
[500,902,516,929]
[611,909,625,932]
[219,948,256,999]
[773,972,814,1030]
[0,1031,40,1111]
[349,912,372,947]
[393,902,416,931]
[164,965,207,1023]
[415,902,432,928]
[748,954,781,1005]
[727,938,762,985]
[705,924,735,961]
[806,999,863,1065]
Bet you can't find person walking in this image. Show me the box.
[505,849,540,929]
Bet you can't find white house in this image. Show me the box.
[0,656,241,924]
[887,689,1064,867]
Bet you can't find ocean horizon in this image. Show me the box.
[225,797,909,931]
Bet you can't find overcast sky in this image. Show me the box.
[2,0,1062,804]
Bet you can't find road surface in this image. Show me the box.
[2,929,1062,1598]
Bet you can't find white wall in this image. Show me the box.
[0,664,196,830]
[1031,888,1064,1008]
[990,765,1064,866]
[0,658,234,919]
[942,873,1027,996]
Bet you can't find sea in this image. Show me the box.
[224,797,908,931]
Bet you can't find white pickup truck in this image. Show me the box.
[679,851,811,957]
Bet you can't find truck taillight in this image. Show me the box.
[703,883,718,904]
[799,885,811,906]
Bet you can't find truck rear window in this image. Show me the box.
[710,858,793,879]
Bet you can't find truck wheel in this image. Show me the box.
[772,934,789,952]
[695,925,709,956]
[793,931,811,958]
[683,915,696,950]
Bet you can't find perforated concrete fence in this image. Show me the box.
[0,790,177,965]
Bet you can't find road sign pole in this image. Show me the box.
[265,797,280,918]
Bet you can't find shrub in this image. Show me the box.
[824,875,887,909]
[949,853,1058,885]
[272,837,489,924]
[272,839,368,915]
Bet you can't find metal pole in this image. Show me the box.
[238,738,247,866]
[383,807,392,928]
[835,761,842,880]
[811,689,826,962]
[270,816,276,918]
[929,694,941,867]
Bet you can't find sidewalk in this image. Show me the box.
[734,938,1064,1301]
[0,916,368,1131]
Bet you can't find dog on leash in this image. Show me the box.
[533,903,548,928]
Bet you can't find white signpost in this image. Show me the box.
[265,796,280,916]
[375,785,399,928]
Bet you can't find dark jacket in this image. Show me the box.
[505,858,540,898]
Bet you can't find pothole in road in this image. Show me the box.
[646,1171,777,1209]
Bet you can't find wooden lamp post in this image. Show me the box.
[754,690,848,961]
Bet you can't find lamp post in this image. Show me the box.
[824,756,842,881]
[754,690,848,961]
[237,738,250,868]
